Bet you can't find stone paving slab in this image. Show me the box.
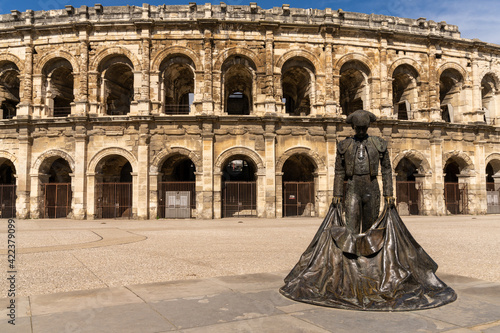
[1,272,500,332]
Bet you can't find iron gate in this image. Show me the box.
[0,185,16,218]
[444,183,468,215]
[158,182,195,218]
[96,182,132,218]
[222,181,256,217]
[43,183,72,218]
[283,182,315,217]
[396,181,419,215]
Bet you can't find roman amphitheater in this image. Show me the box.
[0,3,499,220]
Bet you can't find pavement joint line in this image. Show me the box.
[123,285,180,330]
[69,247,110,289]
[0,228,147,254]
[28,296,34,333]
[468,319,500,331]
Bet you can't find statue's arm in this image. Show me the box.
[333,146,345,200]
[380,148,393,197]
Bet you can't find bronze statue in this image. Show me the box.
[280,110,456,311]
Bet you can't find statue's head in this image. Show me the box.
[346,110,377,139]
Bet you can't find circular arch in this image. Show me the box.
[443,151,475,173]
[0,150,19,173]
[388,58,425,80]
[392,150,432,175]
[479,70,500,88]
[151,147,202,174]
[151,46,202,73]
[35,50,80,75]
[276,50,322,74]
[88,147,137,174]
[334,53,375,75]
[486,153,500,175]
[214,47,264,72]
[90,46,141,72]
[437,62,467,81]
[0,53,24,73]
[276,147,327,173]
[31,149,75,175]
[214,147,264,172]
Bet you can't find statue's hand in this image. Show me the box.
[332,196,343,205]
[384,196,395,206]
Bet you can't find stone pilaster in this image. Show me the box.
[201,121,214,219]
[16,124,31,218]
[135,123,150,219]
[429,127,446,214]
[72,123,87,219]
[203,29,214,114]
[264,123,276,217]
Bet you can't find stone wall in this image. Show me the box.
[0,4,499,219]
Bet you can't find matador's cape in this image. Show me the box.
[280,203,457,311]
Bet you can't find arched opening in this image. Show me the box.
[0,158,16,218]
[161,55,195,115]
[339,60,370,115]
[281,57,315,116]
[158,155,196,218]
[439,68,463,123]
[41,158,72,218]
[282,154,316,217]
[395,157,420,215]
[95,155,133,218]
[486,160,500,214]
[221,156,256,217]
[42,58,74,117]
[0,61,20,120]
[392,64,419,120]
[222,56,255,115]
[99,55,134,116]
[481,74,498,124]
[444,159,468,214]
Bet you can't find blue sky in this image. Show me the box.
[1,0,499,44]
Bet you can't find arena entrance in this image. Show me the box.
[222,157,256,217]
[95,155,132,219]
[444,161,468,214]
[158,155,196,218]
[395,158,420,215]
[486,161,500,214]
[0,159,16,218]
[42,158,72,218]
[282,154,316,217]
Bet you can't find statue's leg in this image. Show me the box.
[345,176,362,233]
[360,176,380,233]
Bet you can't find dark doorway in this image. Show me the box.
[444,161,467,214]
[0,159,16,218]
[282,154,316,217]
[95,155,133,218]
[43,158,72,218]
[222,157,256,217]
[395,158,420,215]
[158,155,196,218]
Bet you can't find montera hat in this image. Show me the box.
[346,110,377,127]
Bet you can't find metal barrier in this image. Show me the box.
[283,182,315,217]
[158,182,195,218]
[96,182,132,218]
[0,185,16,218]
[444,183,468,215]
[222,181,256,217]
[43,183,72,218]
[396,181,420,215]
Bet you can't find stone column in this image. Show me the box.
[136,124,150,219]
[16,124,31,218]
[316,170,329,217]
[264,28,276,114]
[324,42,336,115]
[378,38,392,117]
[72,123,87,219]
[203,29,214,114]
[473,133,487,214]
[429,127,446,214]
[325,125,337,203]
[73,37,89,116]
[264,128,276,217]
[428,46,441,121]
[17,43,33,118]
[86,172,96,219]
[88,71,100,115]
[201,122,214,219]
[137,33,151,115]
[275,172,283,218]
[30,173,48,219]
[149,172,160,218]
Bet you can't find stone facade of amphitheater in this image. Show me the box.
[0,3,499,220]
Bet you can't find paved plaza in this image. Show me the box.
[1,214,499,332]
